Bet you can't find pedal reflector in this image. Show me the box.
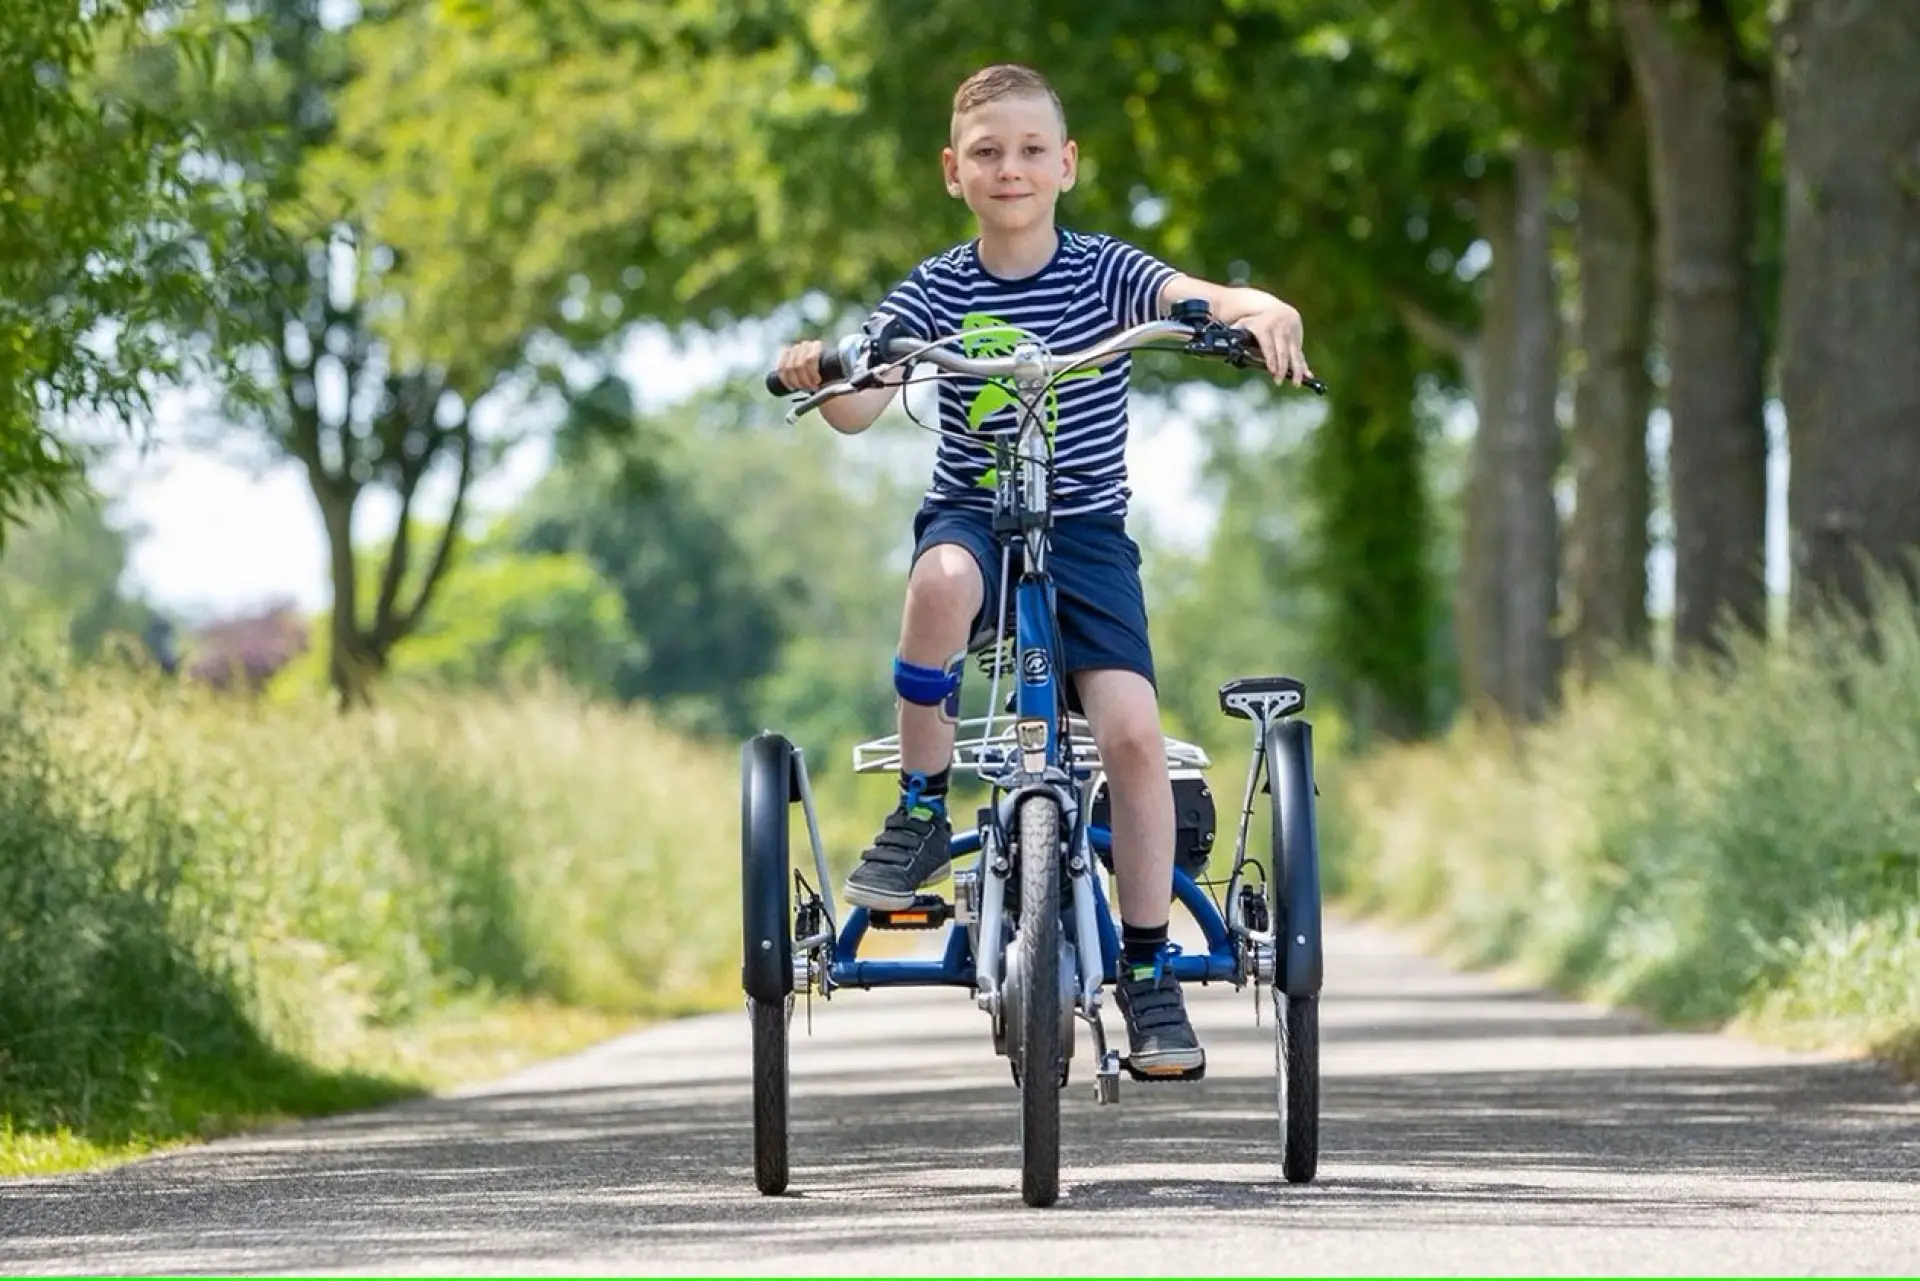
[868,894,954,931]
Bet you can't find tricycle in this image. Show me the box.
[744,302,1327,1207]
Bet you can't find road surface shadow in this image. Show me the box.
[1,1029,1914,1276]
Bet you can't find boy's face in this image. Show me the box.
[943,93,1078,236]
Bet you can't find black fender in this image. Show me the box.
[741,731,794,1004]
[1267,717,1324,998]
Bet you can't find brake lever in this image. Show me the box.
[783,380,860,424]
[1186,325,1327,395]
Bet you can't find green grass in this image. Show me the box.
[1323,575,1920,1079]
[0,652,763,1176]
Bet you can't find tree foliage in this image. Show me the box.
[0,494,158,657]
[510,377,920,746]
[24,0,1914,750]
[320,0,867,364]
[113,0,579,707]
[388,541,637,697]
[0,0,267,543]
[324,0,1476,736]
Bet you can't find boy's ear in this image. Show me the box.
[942,147,962,197]
[1061,137,1078,192]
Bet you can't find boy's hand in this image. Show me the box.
[774,340,827,392]
[1240,301,1313,387]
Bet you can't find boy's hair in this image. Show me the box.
[950,63,1068,144]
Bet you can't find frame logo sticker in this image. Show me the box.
[1020,647,1051,685]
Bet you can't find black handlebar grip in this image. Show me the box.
[765,345,852,396]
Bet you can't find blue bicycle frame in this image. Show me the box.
[826,833,1241,990]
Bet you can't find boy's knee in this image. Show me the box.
[1097,715,1164,777]
[907,543,984,618]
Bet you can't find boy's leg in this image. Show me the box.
[893,543,982,777]
[843,510,996,910]
[1052,517,1203,1075]
[1073,669,1176,928]
[1073,669,1202,1074]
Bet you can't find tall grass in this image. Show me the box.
[1324,574,1920,1075]
[0,652,753,1163]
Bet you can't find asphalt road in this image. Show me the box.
[4,915,1916,1276]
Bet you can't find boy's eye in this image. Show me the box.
[1024,145,1045,156]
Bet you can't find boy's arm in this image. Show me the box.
[820,367,908,435]
[821,266,936,431]
[770,338,900,434]
[780,269,930,433]
[1158,273,1314,386]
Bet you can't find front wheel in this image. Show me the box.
[1013,794,1063,1208]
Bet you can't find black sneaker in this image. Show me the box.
[843,799,953,910]
[1114,947,1205,1077]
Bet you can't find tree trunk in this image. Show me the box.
[314,483,374,710]
[1458,150,1565,726]
[1778,0,1920,621]
[1619,0,1770,657]
[1457,221,1509,720]
[1499,146,1566,723]
[1568,79,1655,676]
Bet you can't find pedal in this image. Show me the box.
[1094,1050,1121,1104]
[1121,1056,1207,1083]
[868,893,953,931]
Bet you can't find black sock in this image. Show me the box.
[900,767,950,817]
[1122,921,1168,970]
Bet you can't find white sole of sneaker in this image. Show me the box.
[842,883,921,912]
[1128,1048,1207,1075]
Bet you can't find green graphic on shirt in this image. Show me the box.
[957,311,1097,489]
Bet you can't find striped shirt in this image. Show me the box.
[870,229,1177,519]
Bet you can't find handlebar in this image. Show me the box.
[764,341,854,396]
[765,302,1325,419]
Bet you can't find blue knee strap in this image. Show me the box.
[894,654,962,709]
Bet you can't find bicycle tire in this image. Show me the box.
[1014,793,1063,1207]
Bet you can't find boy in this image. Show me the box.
[772,63,1313,1075]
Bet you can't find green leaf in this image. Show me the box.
[966,379,1018,429]
[960,312,1022,357]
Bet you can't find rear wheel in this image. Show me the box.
[1265,718,1322,1184]
[750,995,790,1194]
[1013,795,1063,1208]
[1274,990,1319,1184]
[741,733,794,1195]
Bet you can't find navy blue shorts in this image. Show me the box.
[910,503,1156,691]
